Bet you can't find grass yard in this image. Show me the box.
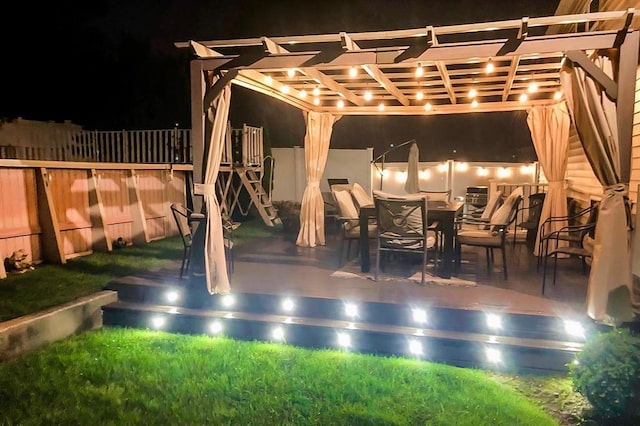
[0,219,277,322]
[0,327,560,425]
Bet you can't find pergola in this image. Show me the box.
[176,9,639,325]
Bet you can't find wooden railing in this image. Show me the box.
[71,129,192,164]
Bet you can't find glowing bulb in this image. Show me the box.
[265,76,273,85]
[554,90,563,100]
[424,102,432,111]
[468,88,477,98]
[408,340,423,356]
[344,303,358,318]
[471,99,479,108]
[151,316,166,329]
[281,298,295,312]
[287,68,296,78]
[437,163,448,173]
[455,162,469,172]
[271,326,285,341]
[485,347,502,363]
[485,59,494,73]
[416,91,424,100]
[221,295,235,308]
[378,103,385,111]
[528,81,538,93]
[349,66,358,77]
[412,308,427,324]
[337,100,345,108]
[520,164,533,174]
[564,320,585,339]
[299,89,307,98]
[419,169,431,180]
[280,84,290,94]
[415,65,424,77]
[364,91,372,101]
[497,167,512,178]
[337,332,351,348]
[477,167,489,176]
[519,93,528,103]
[165,291,179,303]
[395,171,407,183]
[313,98,320,105]
[486,313,502,330]
[312,87,320,96]
[209,321,223,334]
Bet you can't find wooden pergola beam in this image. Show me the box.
[341,32,410,106]
[565,50,618,100]
[263,35,364,106]
[502,56,521,101]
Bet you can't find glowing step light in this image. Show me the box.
[412,308,427,324]
[344,303,359,318]
[209,320,223,335]
[151,315,166,330]
[408,339,423,356]
[221,294,235,308]
[337,332,351,348]
[563,320,585,339]
[281,298,295,312]
[485,347,502,363]
[271,326,285,342]
[485,313,502,330]
[165,290,180,303]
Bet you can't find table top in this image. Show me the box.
[360,200,465,214]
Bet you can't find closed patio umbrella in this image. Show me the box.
[405,142,420,194]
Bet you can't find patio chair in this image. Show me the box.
[454,188,523,279]
[536,201,599,271]
[512,192,546,249]
[539,202,599,293]
[419,189,451,202]
[331,186,377,265]
[373,191,438,286]
[170,203,235,278]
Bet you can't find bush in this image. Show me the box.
[569,327,640,419]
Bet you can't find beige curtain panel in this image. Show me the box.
[202,82,232,295]
[527,103,570,257]
[560,57,634,324]
[405,142,420,194]
[296,111,341,247]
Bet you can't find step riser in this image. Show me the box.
[106,281,586,343]
[103,307,575,373]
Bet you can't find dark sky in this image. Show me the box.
[2,0,562,161]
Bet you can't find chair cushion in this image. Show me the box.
[351,183,373,208]
[345,223,377,238]
[456,229,502,246]
[480,190,503,221]
[421,191,450,202]
[490,187,523,226]
[334,190,359,219]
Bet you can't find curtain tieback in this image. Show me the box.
[308,182,320,188]
[194,183,216,196]
[604,183,628,197]
[548,181,564,190]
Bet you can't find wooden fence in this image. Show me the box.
[0,160,191,278]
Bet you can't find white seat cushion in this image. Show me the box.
[490,187,523,226]
[334,190,359,219]
[351,182,374,208]
[480,190,503,221]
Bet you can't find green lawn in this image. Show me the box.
[0,219,278,322]
[0,327,558,425]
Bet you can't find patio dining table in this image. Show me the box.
[359,200,465,278]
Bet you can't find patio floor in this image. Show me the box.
[228,229,590,319]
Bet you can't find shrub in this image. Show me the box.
[569,327,640,419]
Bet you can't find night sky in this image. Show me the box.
[2,0,562,162]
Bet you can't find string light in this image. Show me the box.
[287,69,296,78]
[554,90,563,100]
[528,80,538,93]
[415,64,424,77]
[312,86,320,96]
[471,99,479,108]
[416,91,424,101]
[485,58,494,73]
[364,90,372,101]
[468,88,477,98]
[424,102,432,111]
[378,103,385,111]
[519,93,528,103]
[280,85,290,94]
[313,98,320,105]
[337,99,345,108]
[349,66,358,78]
[299,89,307,98]
[265,76,273,85]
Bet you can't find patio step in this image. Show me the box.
[102,274,591,374]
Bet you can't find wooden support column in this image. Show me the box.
[127,169,149,246]
[35,167,65,264]
[87,169,111,252]
[616,30,639,183]
[190,59,206,215]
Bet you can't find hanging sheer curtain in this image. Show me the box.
[527,103,570,257]
[196,82,232,294]
[296,111,340,247]
[560,57,634,324]
[405,143,420,194]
